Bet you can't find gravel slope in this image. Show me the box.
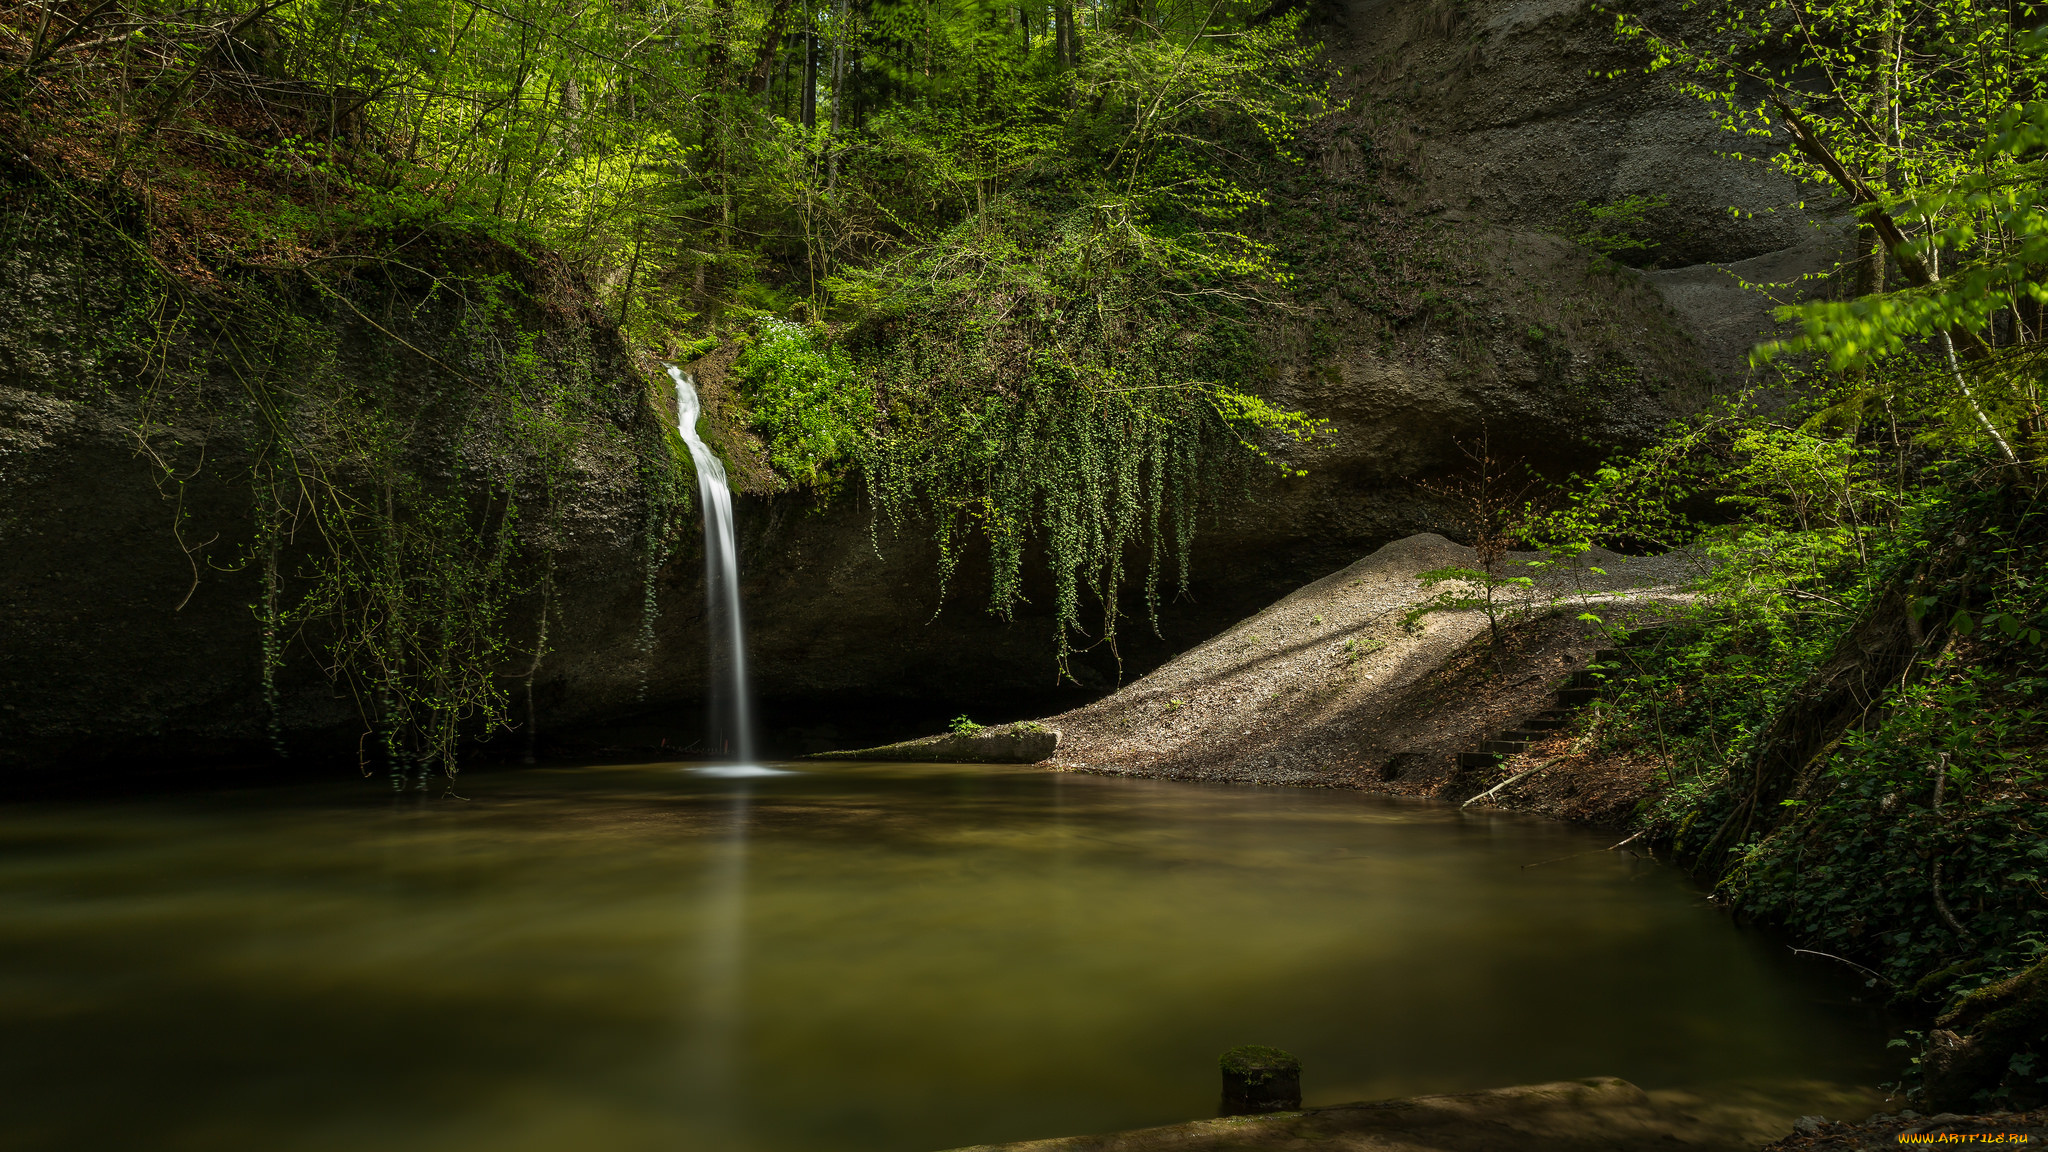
[1045,533,1702,788]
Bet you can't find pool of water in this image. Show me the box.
[0,762,1891,1151]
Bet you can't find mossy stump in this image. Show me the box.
[1219,1045,1301,1115]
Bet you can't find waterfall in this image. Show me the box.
[667,366,757,765]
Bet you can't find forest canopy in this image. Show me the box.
[0,0,1331,680]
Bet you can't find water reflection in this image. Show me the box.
[0,763,1893,1152]
[684,782,751,1144]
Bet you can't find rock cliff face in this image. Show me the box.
[0,0,1839,776]
[1315,0,1839,375]
[0,206,661,773]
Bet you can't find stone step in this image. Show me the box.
[1593,648,1621,663]
[1567,668,1605,689]
[1502,728,1543,742]
[1457,751,1504,771]
[1522,718,1570,731]
[1556,687,1600,707]
[1534,709,1574,721]
[1481,739,1529,755]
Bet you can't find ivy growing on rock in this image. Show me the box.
[1,170,686,781]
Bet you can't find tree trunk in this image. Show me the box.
[1773,94,2019,468]
[801,30,817,128]
[748,0,800,96]
[1680,567,1951,875]
[705,0,734,95]
[559,74,582,157]
[827,0,847,189]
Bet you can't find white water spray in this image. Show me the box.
[667,365,757,765]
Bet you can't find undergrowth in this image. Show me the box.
[1540,403,2048,1107]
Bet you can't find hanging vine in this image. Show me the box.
[724,238,1322,679]
[1,169,680,781]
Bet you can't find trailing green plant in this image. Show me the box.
[851,256,1323,674]
[796,11,1330,674]
[3,169,683,781]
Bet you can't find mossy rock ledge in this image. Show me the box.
[1922,953,2048,1111]
[806,723,1059,764]
[1220,1045,1302,1114]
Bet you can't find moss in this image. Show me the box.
[1220,1045,1301,1083]
[1914,957,1990,1003]
[1926,954,2048,1110]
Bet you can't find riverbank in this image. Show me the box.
[1762,1107,2048,1150]
[846,527,2043,1148]
[941,1078,1883,1152]
[1019,503,2046,1139]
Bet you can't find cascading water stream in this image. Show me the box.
[666,365,758,766]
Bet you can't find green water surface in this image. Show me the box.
[0,762,1890,1151]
